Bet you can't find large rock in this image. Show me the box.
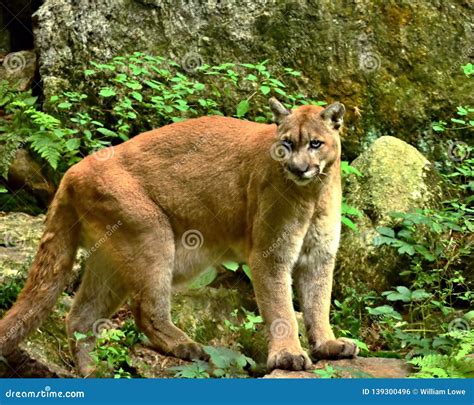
[265,357,412,378]
[32,0,473,159]
[335,136,442,294]
[6,149,55,206]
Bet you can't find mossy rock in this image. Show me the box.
[33,0,473,159]
[335,136,443,295]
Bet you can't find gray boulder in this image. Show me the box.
[335,136,442,294]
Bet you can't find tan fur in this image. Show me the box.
[0,99,357,375]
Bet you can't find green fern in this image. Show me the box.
[409,331,474,378]
[28,131,62,170]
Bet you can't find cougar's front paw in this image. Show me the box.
[172,342,210,361]
[311,337,359,360]
[267,348,312,371]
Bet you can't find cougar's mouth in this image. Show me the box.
[285,168,319,186]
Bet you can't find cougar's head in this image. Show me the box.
[269,97,344,186]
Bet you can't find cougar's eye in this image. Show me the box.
[281,139,294,150]
[309,140,323,149]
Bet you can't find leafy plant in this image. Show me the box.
[409,330,474,378]
[313,364,339,378]
[340,161,363,230]
[81,320,145,378]
[169,360,211,378]
[169,346,256,378]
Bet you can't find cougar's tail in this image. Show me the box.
[0,177,80,355]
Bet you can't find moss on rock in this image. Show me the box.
[335,136,442,295]
[33,0,473,159]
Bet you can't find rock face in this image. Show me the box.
[33,0,473,158]
[335,136,442,294]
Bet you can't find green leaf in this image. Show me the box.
[131,92,143,102]
[341,161,362,177]
[397,242,415,256]
[236,100,250,118]
[125,81,143,90]
[57,102,72,109]
[99,87,116,98]
[260,85,271,95]
[222,261,239,271]
[65,138,81,151]
[397,229,412,240]
[386,293,410,302]
[96,127,118,137]
[411,289,431,301]
[462,62,473,76]
[432,121,446,132]
[187,267,217,289]
[194,83,205,91]
[341,216,357,230]
[367,305,402,320]
[242,264,252,280]
[269,78,286,88]
[414,245,436,261]
[376,226,395,238]
[396,286,411,296]
[74,331,88,341]
[274,88,287,96]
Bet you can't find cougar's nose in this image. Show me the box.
[288,161,309,177]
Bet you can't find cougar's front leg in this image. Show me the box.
[294,223,359,360]
[249,205,313,371]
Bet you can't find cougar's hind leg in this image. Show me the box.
[66,249,129,377]
[128,218,209,361]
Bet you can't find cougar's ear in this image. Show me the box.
[269,97,291,125]
[320,102,345,130]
